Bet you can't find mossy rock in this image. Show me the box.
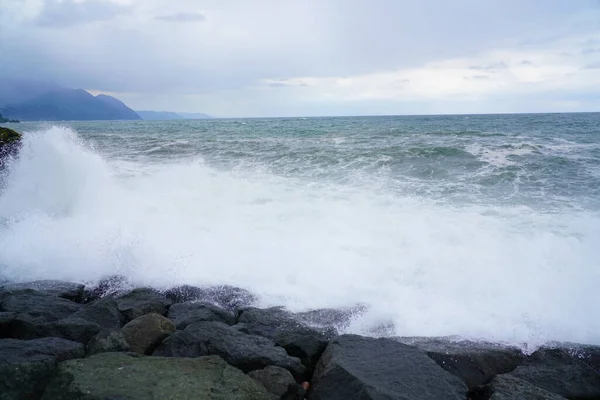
[0,127,21,145]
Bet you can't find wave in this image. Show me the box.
[1,126,599,347]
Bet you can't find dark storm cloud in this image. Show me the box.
[34,0,130,28]
[154,12,205,22]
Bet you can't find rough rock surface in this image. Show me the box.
[0,337,84,400]
[395,337,525,389]
[154,321,306,379]
[506,346,600,399]
[249,366,297,398]
[0,289,82,322]
[164,284,257,311]
[122,313,175,354]
[41,352,274,400]
[116,288,173,321]
[72,297,125,329]
[86,329,131,355]
[486,375,567,400]
[1,280,85,302]
[309,335,467,400]
[167,301,235,329]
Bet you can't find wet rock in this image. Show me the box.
[164,284,257,311]
[0,337,84,400]
[0,288,82,322]
[153,321,306,379]
[85,275,130,300]
[0,126,21,168]
[122,313,175,354]
[0,312,16,337]
[395,337,525,389]
[484,375,567,400]
[236,307,333,376]
[248,366,297,398]
[309,335,467,400]
[86,328,131,355]
[32,317,101,344]
[1,280,86,302]
[167,301,235,329]
[72,297,125,329]
[116,288,173,321]
[506,346,600,399]
[295,306,367,332]
[42,352,274,400]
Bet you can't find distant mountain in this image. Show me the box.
[136,110,212,121]
[0,80,141,121]
[137,111,185,120]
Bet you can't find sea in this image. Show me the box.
[1,113,599,348]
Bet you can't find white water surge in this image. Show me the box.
[1,127,599,347]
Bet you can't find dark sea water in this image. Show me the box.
[1,113,599,346]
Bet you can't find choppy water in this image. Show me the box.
[1,113,599,346]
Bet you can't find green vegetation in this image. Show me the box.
[0,126,22,145]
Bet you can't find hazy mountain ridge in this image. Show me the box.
[0,80,141,121]
[137,110,212,120]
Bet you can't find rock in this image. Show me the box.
[72,297,125,329]
[395,337,525,389]
[85,275,131,301]
[86,329,131,355]
[483,375,567,400]
[295,306,367,332]
[167,301,235,329]
[236,307,333,376]
[153,321,306,379]
[41,352,273,400]
[309,335,467,400]
[249,366,297,398]
[506,346,600,399]
[0,312,16,337]
[32,317,101,344]
[0,126,21,167]
[116,288,173,321]
[0,288,82,322]
[164,284,257,311]
[1,280,85,302]
[0,337,84,400]
[122,313,175,354]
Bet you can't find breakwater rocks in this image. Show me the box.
[1,279,599,399]
[0,126,22,168]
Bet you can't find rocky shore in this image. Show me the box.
[0,126,22,169]
[1,279,599,400]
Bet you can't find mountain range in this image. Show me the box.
[0,80,211,121]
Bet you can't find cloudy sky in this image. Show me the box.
[1,0,600,117]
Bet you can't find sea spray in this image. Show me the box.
[1,121,599,347]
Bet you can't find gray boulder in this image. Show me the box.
[164,284,257,311]
[153,321,306,379]
[395,337,525,389]
[507,346,600,399]
[122,313,175,354]
[167,301,235,329]
[0,312,16,337]
[486,375,567,400]
[309,335,467,400]
[41,353,273,400]
[72,298,125,329]
[0,337,84,400]
[0,288,81,322]
[1,280,85,302]
[116,288,173,321]
[248,366,297,398]
[86,329,131,355]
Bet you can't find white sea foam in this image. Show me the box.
[1,126,599,347]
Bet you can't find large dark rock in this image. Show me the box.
[42,353,273,399]
[483,375,567,400]
[0,288,82,321]
[72,297,125,329]
[31,317,101,344]
[116,288,173,321]
[167,301,235,329]
[153,321,306,379]
[164,284,258,311]
[122,313,175,355]
[1,280,85,302]
[85,275,131,300]
[86,329,130,356]
[0,126,21,167]
[0,312,16,337]
[395,337,525,389]
[309,335,467,400]
[506,346,600,399]
[236,307,334,376]
[248,366,297,398]
[0,337,84,400]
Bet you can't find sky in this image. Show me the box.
[1,0,600,117]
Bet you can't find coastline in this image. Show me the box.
[1,278,598,399]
